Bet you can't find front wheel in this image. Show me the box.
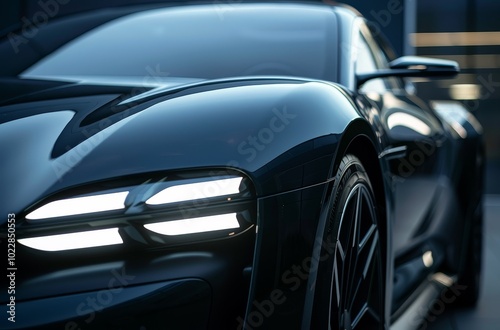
[312,154,386,329]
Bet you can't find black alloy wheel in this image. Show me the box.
[313,154,386,329]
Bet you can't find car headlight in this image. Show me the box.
[18,171,255,252]
[18,228,123,251]
[26,191,129,220]
[144,213,240,236]
[146,177,242,205]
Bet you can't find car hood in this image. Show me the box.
[0,76,358,219]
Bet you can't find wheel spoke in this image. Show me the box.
[353,188,362,249]
[362,230,379,279]
[347,188,366,310]
[333,240,344,308]
[345,188,362,313]
[351,303,368,328]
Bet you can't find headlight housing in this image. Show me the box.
[18,170,256,252]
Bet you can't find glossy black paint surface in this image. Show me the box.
[0,78,359,218]
[0,2,484,329]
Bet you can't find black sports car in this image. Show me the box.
[0,2,484,329]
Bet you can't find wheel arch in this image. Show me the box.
[333,119,388,232]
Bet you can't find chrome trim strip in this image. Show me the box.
[379,145,408,160]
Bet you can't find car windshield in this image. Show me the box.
[21,4,338,82]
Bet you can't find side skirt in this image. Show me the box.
[390,273,457,330]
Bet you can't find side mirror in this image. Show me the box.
[356,56,459,88]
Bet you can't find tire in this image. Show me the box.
[455,204,483,306]
[312,154,386,329]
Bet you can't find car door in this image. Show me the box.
[353,20,453,310]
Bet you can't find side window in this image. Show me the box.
[356,35,387,94]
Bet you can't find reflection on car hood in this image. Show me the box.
[0,76,204,106]
[1,76,355,219]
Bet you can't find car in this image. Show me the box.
[0,1,484,329]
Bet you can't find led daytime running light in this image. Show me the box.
[144,213,240,235]
[26,191,128,220]
[146,177,242,205]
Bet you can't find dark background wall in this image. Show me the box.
[414,0,500,162]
